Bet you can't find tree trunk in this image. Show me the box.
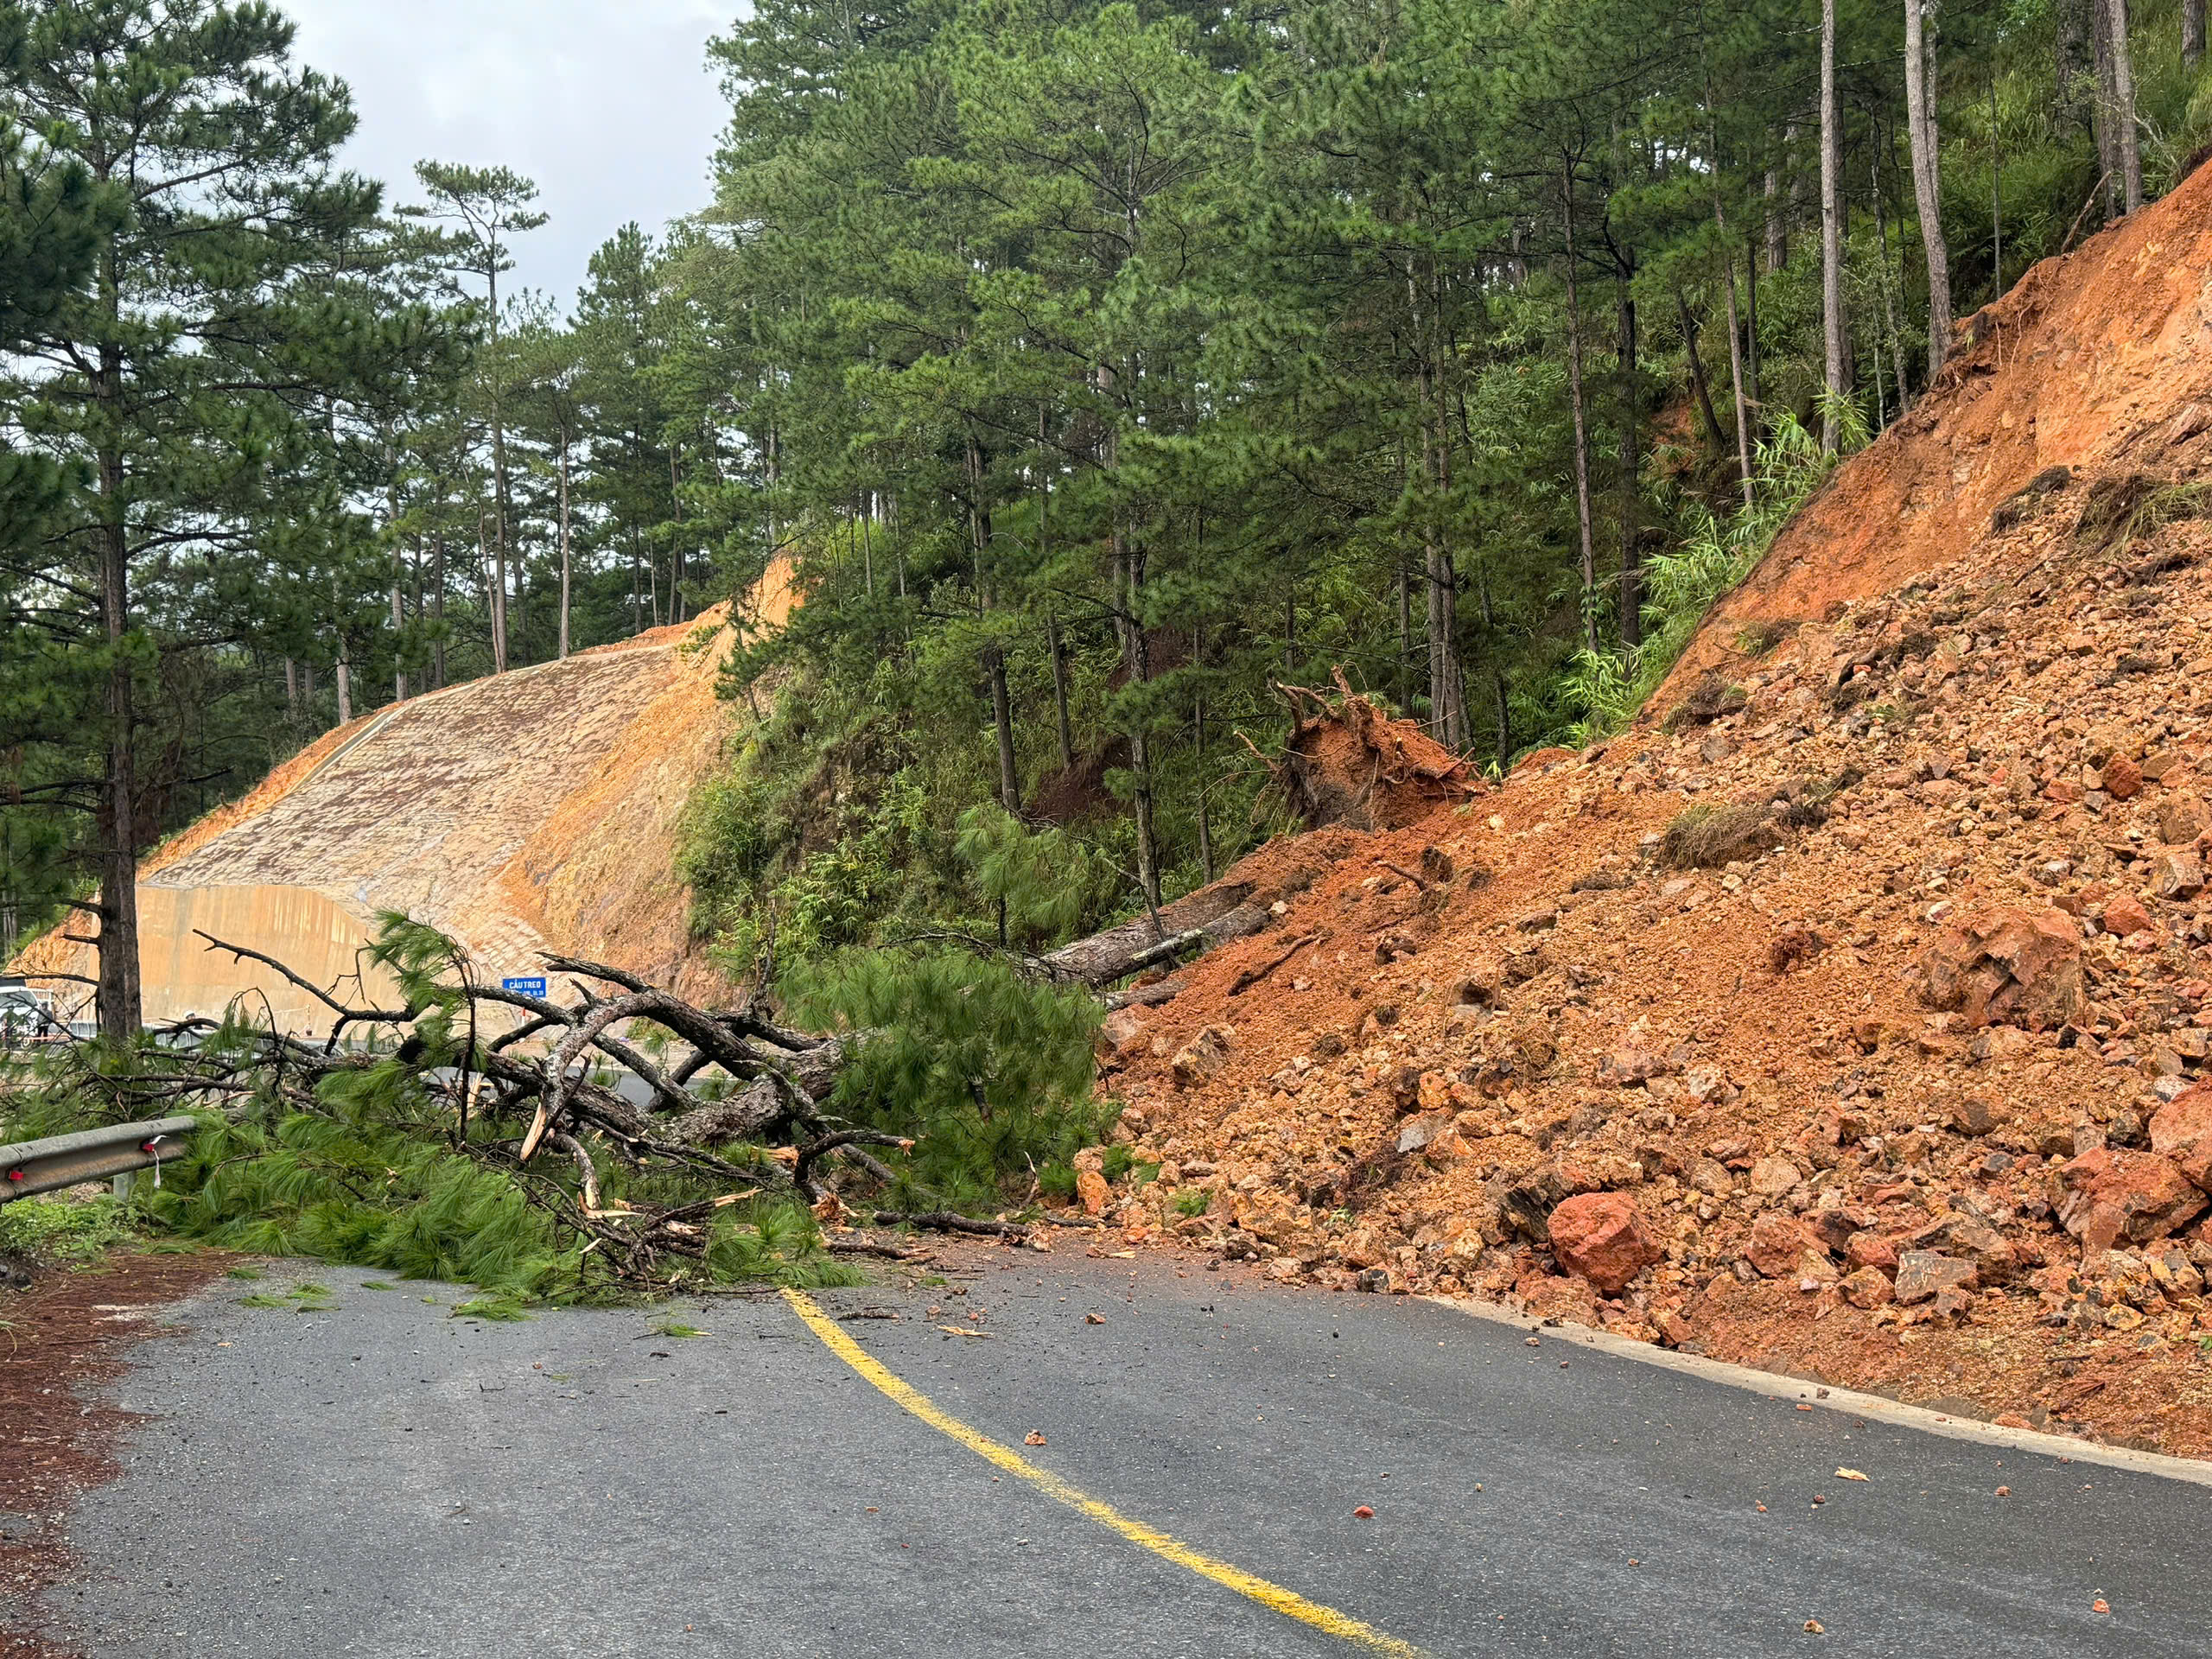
[1408,263,1467,750]
[1617,273,1643,650]
[1764,149,1787,272]
[283,658,299,728]
[1395,559,1414,702]
[94,432,141,1039]
[2056,0,2094,138]
[488,267,512,675]
[1821,0,1850,453]
[1904,0,1954,377]
[1046,613,1075,772]
[1113,520,1160,910]
[2107,0,2144,213]
[1745,233,1762,411]
[1560,162,1599,653]
[1990,71,2005,294]
[2093,0,2124,219]
[1718,249,1756,512]
[480,512,506,672]
[557,443,573,660]
[2188,0,2206,69]
[1677,289,1727,449]
[431,530,448,690]
[1873,138,1912,423]
[985,641,1020,816]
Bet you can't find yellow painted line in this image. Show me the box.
[781,1288,1426,1657]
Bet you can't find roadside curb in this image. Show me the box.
[1429,1293,2212,1489]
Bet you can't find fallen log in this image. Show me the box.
[873,1210,1032,1238]
[1036,880,1260,986]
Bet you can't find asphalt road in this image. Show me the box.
[39,1248,2212,1657]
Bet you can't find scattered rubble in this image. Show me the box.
[1071,164,2212,1458]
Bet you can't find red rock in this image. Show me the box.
[2151,847,2205,901]
[1547,1192,1660,1293]
[1169,1026,1232,1090]
[2103,893,2156,938]
[1746,1211,1821,1278]
[2151,1083,2212,1192]
[2054,1147,2208,1247]
[2158,794,2211,844]
[1845,1230,1899,1272]
[1917,907,2086,1030]
[1840,1266,1895,1309]
[2103,755,2145,799]
[1894,1250,1979,1304]
[1077,1168,1110,1217]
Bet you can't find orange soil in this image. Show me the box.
[1084,162,2212,1458]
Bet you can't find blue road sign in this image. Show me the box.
[502,976,549,998]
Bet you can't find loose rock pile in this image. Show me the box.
[1070,445,2212,1453]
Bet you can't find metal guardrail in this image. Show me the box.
[0,1116,198,1201]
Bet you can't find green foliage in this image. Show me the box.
[453,1298,534,1322]
[1561,411,1853,743]
[0,1193,134,1266]
[785,948,1106,1212]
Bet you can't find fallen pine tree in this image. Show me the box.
[7,917,1110,1299]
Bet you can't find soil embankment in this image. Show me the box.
[14,605,753,1030]
[1081,162,2212,1456]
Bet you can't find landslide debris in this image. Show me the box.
[1066,163,2212,1458]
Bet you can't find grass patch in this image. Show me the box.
[453,1298,533,1322]
[1173,1188,1209,1217]
[1733,619,1796,656]
[1564,408,1856,743]
[0,1193,136,1267]
[1660,801,1783,869]
[649,1320,709,1339]
[225,1265,264,1281]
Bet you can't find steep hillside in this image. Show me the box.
[16,613,739,1029]
[1082,163,2212,1455]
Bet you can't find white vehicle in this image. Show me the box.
[0,979,59,1046]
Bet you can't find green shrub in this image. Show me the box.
[0,1193,136,1265]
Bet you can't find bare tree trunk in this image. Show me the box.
[985,641,1020,816]
[1990,71,2005,295]
[1821,0,1849,452]
[487,267,512,676]
[283,658,299,728]
[1764,146,1787,272]
[1560,161,1599,653]
[1408,264,1467,750]
[2056,0,2094,138]
[1677,290,1727,449]
[1395,558,1414,701]
[1113,519,1160,910]
[1192,623,1213,886]
[1046,613,1074,772]
[557,444,573,660]
[2188,0,2206,69]
[1745,233,1762,411]
[2093,0,2124,219]
[1718,250,1756,512]
[334,574,353,726]
[1617,271,1643,650]
[1904,0,1954,376]
[2107,0,2144,213]
[1873,139,1912,421]
[94,433,141,1039]
[431,531,448,690]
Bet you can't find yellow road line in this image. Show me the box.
[781,1288,1427,1657]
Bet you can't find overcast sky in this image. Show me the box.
[283,0,736,311]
